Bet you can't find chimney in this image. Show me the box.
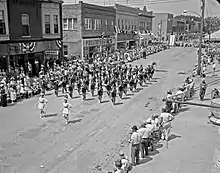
[143,6,147,11]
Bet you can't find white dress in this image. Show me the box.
[38,97,47,110]
[62,102,71,115]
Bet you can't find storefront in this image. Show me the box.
[0,40,61,75]
[83,37,116,59]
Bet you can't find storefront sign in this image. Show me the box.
[45,50,59,55]
[12,0,37,5]
[83,38,115,47]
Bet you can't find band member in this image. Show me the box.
[59,96,72,124]
[123,79,128,96]
[54,80,59,97]
[106,82,112,97]
[68,83,73,99]
[36,92,48,118]
[81,83,87,101]
[90,80,96,97]
[111,86,117,105]
[97,86,103,103]
[200,80,207,101]
[118,82,124,99]
[77,79,81,95]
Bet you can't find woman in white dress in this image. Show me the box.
[60,97,72,124]
[37,93,48,118]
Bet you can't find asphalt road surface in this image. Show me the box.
[1,47,220,173]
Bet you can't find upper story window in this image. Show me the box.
[63,18,77,30]
[121,20,124,30]
[63,45,68,56]
[0,10,6,35]
[84,18,92,30]
[63,19,68,30]
[21,14,30,36]
[94,19,101,30]
[105,20,108,30]
[125,20,127,30]
[45,15,51,34]
[53,15,58,33]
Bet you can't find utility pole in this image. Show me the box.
[159,20,163,43]
[198,0,205,76]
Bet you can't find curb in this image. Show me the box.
[209,116,220,126]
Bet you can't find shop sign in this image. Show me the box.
[8,44,21,54]
[45,50,59,55]
[83,38,115,47]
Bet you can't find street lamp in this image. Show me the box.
[183,0,205,76]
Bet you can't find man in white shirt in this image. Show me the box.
[129,125,141,166]
[160,108,174,141]
[138,123,151,158]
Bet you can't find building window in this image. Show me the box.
[63,18,77,30]
[122,20,124,30]
[63,18,68,30]
[105,20,108,30]
[73,18,77,28]
[0,10,6,35]
[125,20,127,30]
[94,19,101,30]
[21,13,30,36]
[63,45,68,56]
[84,18,92,30]
[68,18,73,30]
[45,15,50,34]
[53,15,58,33]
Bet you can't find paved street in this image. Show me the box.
[1,47,220,173]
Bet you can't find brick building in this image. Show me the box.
[0,0,63,75]
[114,4,154,49]
[152,13,173,41]
[62,1,116,60]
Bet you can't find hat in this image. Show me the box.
[40,92,44,96]
[119,151,124,156]
[131,125,138,130]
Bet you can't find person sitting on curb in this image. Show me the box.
[113,159,125,173]
[118,151,132,173]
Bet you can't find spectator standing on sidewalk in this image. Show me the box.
[212,61,216,76]
[137,123,150,158]
[129,125,141,166]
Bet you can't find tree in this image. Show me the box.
[204,16,220,34]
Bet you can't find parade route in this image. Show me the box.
[1,47,220,173]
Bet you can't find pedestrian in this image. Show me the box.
[59,96,72,124]
[129,125,141,166]
[212,62,216,76]
[160,108,174,142]
[36,92,48,118]
[137,123,150,158]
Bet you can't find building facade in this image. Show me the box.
[114,4,154,49]
[62,1,116,60]
[152,13,173,41]
[114,4,138,49]
[137,6,154,46]
[0,0,63,75]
